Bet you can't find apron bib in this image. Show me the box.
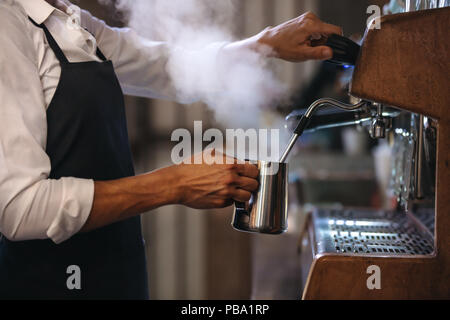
[0,18,148,299]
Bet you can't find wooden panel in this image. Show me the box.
[303,88,450,300]
[350,7,450,120]
[434,119,450,273]
[303,255,447,300]
[304,8,450,299]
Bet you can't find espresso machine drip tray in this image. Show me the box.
[313,209,434,256]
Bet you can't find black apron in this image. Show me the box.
[0,19,148,299]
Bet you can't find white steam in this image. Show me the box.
[98,0,287,129]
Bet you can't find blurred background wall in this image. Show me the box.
[76,0,388,299]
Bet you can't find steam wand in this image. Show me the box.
[279,98,367,163]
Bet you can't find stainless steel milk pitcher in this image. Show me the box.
[231,161,288,234]
[231,98,369,234]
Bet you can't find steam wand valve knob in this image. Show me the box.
[311,34,361,66]
[370,104,387,139]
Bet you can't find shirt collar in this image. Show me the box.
[15,0,68,25]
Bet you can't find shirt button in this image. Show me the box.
[66,5,81,26]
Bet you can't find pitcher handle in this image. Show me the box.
[234,192,255,214]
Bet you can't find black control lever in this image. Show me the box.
[313,34,361,66]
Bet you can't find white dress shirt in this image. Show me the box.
[0,0,227,243]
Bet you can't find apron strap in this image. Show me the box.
[28,17,108,63]
[95,47,108,62]
[28,17,69,64]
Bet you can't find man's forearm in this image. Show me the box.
[80,167,179,232]
[79,151,260,233]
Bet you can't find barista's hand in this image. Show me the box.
[245,11,342,62]
[170,150,259,209]
[81,150,257,233]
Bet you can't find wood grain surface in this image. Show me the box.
[303,8,450,299]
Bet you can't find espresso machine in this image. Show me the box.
[292,7,449,299]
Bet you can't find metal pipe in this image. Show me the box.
[415,115,425,199]
[279,133,299,164]
[279,98,367,163]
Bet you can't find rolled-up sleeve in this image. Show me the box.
[0,4,94,244]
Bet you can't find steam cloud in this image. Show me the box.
[98,0,287,129]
